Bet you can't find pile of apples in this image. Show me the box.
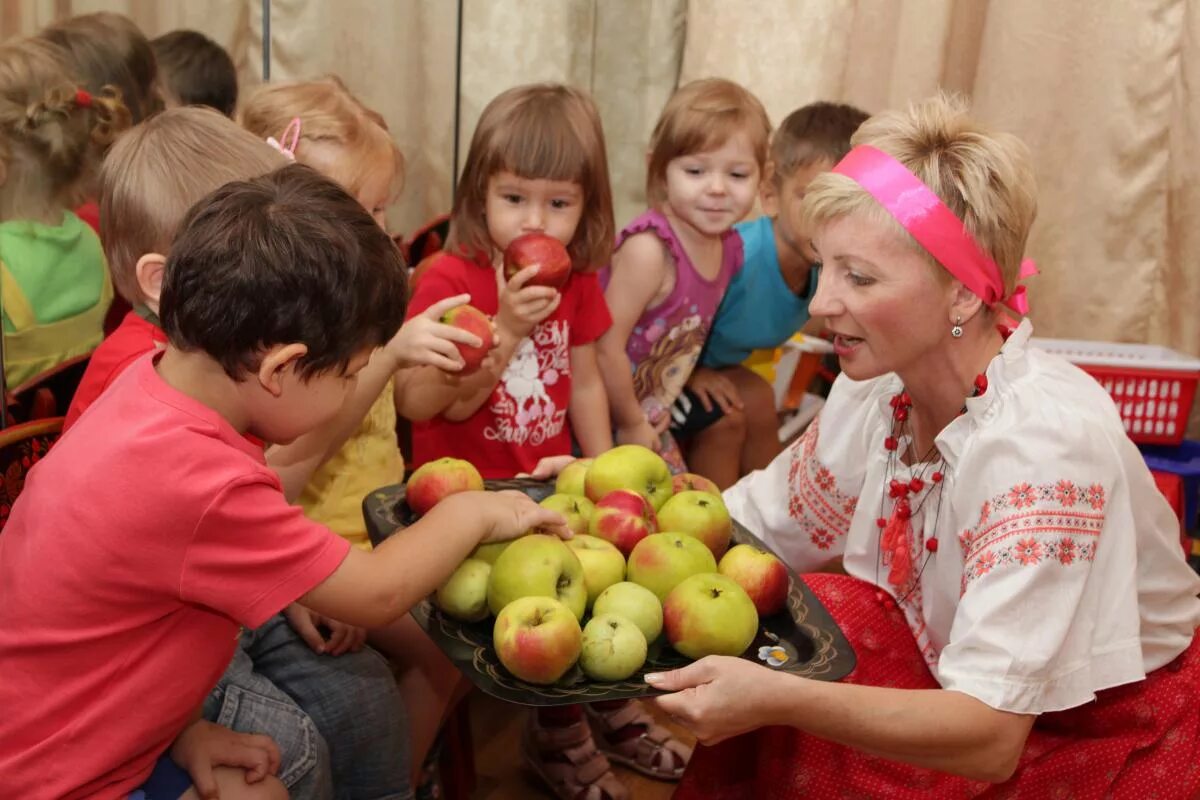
[409,445,791,686]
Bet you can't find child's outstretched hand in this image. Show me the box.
[516,455,577,480]
[495,265,561,340]
[283,603,368,656]
[170,719,280,798]
[386,293,496,372]
[478,489,570,544]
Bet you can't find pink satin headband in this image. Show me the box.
[831,145,1036,317]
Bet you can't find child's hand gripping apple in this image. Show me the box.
[439,303,496,375]
[503,232,572,289]
[386,293,495,374]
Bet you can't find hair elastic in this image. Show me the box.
[266,117,302,162]
[74,88,93,108]
[832,144,1036,318]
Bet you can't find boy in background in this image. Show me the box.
[675,101,868,487]
[152,29,239,117]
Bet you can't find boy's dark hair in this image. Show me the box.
[161,163,407,380]
[151,30,238,117]
[771,101,870,184]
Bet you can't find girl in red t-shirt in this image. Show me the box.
[398,84,692,800]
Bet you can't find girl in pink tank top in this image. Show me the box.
[597,79,772,470]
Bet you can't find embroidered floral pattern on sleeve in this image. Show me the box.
[958,479,1104,593]
[786,417,859,550]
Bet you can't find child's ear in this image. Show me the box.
[760,162,780,216]
[135,253,167,313]
[256,343,309,397]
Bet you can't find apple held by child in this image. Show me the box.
[672,472,720,496]
[487,533,587,620]
[593,581,663,643]
[626,531,717,602]
[503,231,572,290]
[493,596,582,684]
[585,445,673,511]
[663,573,759,659]
[406,457,485,516]
[718,544,790,617]
[435,558,492,622]
[440,304,495,375]
[579,613,647,682]
[539,493,595,537]
[656,490,733,559]
[565,534,626,608]
[554,458,593,497]
[588,488,658,556]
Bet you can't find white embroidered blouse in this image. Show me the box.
[725,320,1200,715]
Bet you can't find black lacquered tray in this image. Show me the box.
[363,479,855,706]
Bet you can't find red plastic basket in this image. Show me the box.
[1031,338,1200,445]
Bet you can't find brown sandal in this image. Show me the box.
[585,700,693,781]
[523,711,630,800]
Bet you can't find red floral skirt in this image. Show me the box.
[675,573,1200,800]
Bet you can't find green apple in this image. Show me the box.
[580,613,648,681]
[471,540,513,565]
[719,544,789,616]
[584,445,673,511]
[664,573,759,659]
[626,531,717,601]
[434,558,492,621]
[593,581,663,643]
[493,596,582,684]
[565,534,626,608]
[406,457,484,515]
[656,490,733,559]
[555,458,593,496]
[540,493,596,537]
[487,534,587,620]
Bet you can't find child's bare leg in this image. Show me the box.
[727,365,782,473]
[180,769,287,800]
[682,405,746,489]
[369,613,468,780]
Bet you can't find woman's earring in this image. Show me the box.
[951,316,964,339]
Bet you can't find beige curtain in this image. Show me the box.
[3,0,1198,373]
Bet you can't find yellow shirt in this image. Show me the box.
[298,379,405,550]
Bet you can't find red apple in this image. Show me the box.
[440,304,494,374]
[656,490,733,559]
[503,232,572,289]
[718,544,789,616]
[585,445,674,511]
[493,595,582,684]
[664,573,759,659]
[588,489,658,556]
[672,472,720,496]
[406,457,484,516]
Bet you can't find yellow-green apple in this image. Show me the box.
[593,581,663,643]
[672,472,720,496]
[440,304,494,374]
[579,613,648,681]
[626,532,717,601]
[554,458,593,496]
[435,558,492,622]
[718,544,790,616]
[470,540,513,565]
[503,232,572,289]
[584,445,673,511]
[565,534,626,608]
[493,596,582,684]
[664,573,759,659]
[487,534,587,620]
[540,493,595,537]
[406,457,485,516]
[656,490,733,559]
[588,489,658,556]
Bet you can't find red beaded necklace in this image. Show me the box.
[876,373,988,590]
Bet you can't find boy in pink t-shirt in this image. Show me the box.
[0,165,566,800]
